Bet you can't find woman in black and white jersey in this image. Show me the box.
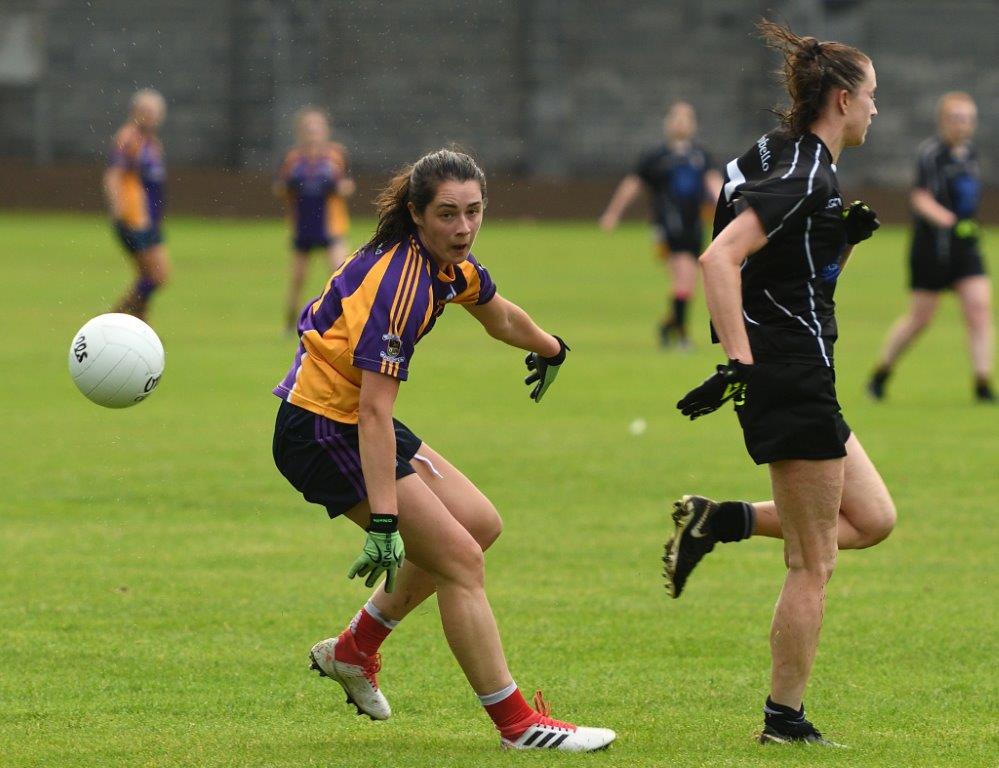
[663,20,896,746]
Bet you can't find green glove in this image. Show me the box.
[524,336,570,403]
[347,514,404,592]
[955,219,980,239]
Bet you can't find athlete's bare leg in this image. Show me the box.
[113,243,170,320]
[767,456,843,709]
[955,275,994,383]
[361,443,502,622]
[285,250,310,331]
[343,447,510,694]
[873,290,941,370]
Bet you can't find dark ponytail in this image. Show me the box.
[757,19,870,137]
[367,148,487,249]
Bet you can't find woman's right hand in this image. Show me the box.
[348,513,404,592]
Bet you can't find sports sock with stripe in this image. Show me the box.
[479,682,537,738]
[349,600,398,656]
[710,501,755,542]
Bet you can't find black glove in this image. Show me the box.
[676,359,753,420]
[842,200,880,245]
[524,336,570,403]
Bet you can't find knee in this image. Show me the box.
[442,538,486,587]
[786,548,837,585]
[966,300,992,329]
[472,505,503,551]
[908,311,933,334]
[863,498,897,547]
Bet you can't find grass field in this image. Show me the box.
[1,211,996,767]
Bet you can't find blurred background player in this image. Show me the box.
[599,101,723,348]
[868,92,994,402]
[103,88,169,321]
[271,149,614,752]
[275,107,356,333]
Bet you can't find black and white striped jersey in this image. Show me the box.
[712,131,847,367]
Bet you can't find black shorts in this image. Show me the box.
[115,222,163,254]
[909,230,986,291]
[736,362,851,465]
[293,234,336,252]
[272,399,423,518]
[653,222,703,256]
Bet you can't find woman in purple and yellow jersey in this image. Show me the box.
[271,149,615,752]
[103,89,169,321]
[276,108,356,333]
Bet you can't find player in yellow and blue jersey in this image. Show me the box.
[103,89,169,321]
[276,108,356,333]
[272,148,615,752]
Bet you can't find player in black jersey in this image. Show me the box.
[600,102,723,348]
[868,92,994,402]
[664,21,896,746]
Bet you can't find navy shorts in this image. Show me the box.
[293,234,335,252]
[272,399,423,518]
[653,221,703,256]
[115,222,162,254]
[909,230,986,291]
[735,362,851,465]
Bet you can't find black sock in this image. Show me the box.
[672,296,688,335]
[871,365,891,384]
[764,696,805,724]
[709,501,755,543]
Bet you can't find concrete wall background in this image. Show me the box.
[1,0,996,209]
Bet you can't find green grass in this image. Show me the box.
[1,211,996,767]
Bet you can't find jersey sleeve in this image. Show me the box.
[633,148,657,184]
[451,256,497,305]
[347,251,422,381]
[739,163,831,239]
[108,130,137,169]
[914,146,936,191]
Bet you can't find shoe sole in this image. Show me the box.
[309,649,384,721]
[662,495,696,598]
[758,730,848,748]
[500,736,616,752]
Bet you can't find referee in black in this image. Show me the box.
[868,92,994,402]
[663,21,896,746]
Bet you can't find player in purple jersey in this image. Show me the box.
[868,92,994,402]
[600,102,723,348]
[103,89,169,321]
[665,21,894,746]
[276,108,356,333]
[271,149,615,752]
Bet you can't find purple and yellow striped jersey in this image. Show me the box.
[108,124,166,230]
[273,232,497,422]
[278,143,350,240]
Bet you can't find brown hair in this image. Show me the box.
[367,148,487,249]
[757,19,870,137]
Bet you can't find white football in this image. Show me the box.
[68,313,165,408]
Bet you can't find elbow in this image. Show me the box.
[357,399,392,425]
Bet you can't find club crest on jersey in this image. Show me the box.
[381,333,405,363]
[820,262,841,283]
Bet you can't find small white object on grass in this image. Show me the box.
[628,418,647,436]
